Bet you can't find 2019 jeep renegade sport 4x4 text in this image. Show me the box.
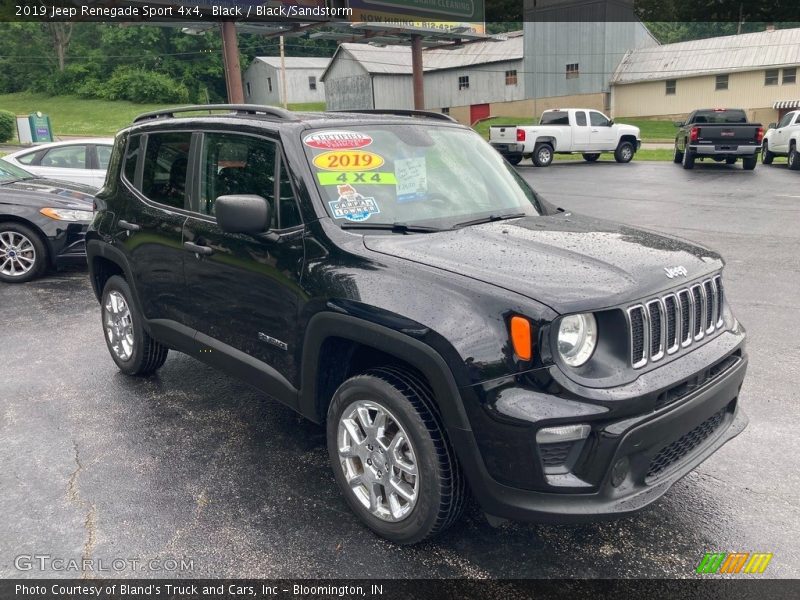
[87,105,748,544]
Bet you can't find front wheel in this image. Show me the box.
[582,153,600,162]
[614,141,635,163]
[532,143,553,167]
[742,156,757,170]
[327,367,465,544]
[101,275,169,375]
[789,146,800,171]
[762,141,774,164]
[0,222,48,283]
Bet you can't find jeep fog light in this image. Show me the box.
[536,423,590,444]
[557,313,597,367]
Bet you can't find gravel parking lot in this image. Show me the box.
[1,159,798,579]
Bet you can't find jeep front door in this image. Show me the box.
[181,132,306,390]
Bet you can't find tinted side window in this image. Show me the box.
[277,158,302,229]
[41,145,87,169]
[123,135,142,187]
[540,111,569,125]
[141,132,192,209]
[199,133,276,222]
[575,111,587,126]
[589,112,609,127]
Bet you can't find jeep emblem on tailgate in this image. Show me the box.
[664,266,688,278]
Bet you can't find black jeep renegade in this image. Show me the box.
[87,105,748,544]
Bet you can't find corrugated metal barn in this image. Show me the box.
[243,57,330,106]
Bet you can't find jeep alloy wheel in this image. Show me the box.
[103,290,135,361]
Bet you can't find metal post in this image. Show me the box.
[411,35,424,110]
[220,21,244,104]
[279,35,288,109]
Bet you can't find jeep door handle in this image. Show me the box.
[184,241,214,256]
[118,220,140,231]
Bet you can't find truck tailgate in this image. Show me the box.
[693,124,761,145]
[489,126,518,143]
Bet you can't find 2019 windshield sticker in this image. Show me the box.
[395,156,428,202]
[303,131,373,150]
[317,171,397,185]
[329,184,380,222]
[313,150,384,172]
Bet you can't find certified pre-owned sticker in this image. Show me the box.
[303,131,373,150]
[329,184,380,222]
[313,150,384,172]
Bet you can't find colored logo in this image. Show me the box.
[696,552,773,574]
[313,150,384,172]
[303,130,373,150]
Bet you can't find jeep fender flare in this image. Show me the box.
[298,311,472,433]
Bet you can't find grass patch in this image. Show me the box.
[548,149,673,162]
[474,116,536,139]
[287,102,326,112]
[476,116,678,143]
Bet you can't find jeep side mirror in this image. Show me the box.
[768,122,777,130]
[674,121,684,127]
[215,195,272,234]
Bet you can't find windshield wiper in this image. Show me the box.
[453,212,526,229]
[340,222,442,233]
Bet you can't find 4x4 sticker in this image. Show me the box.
[313,150,384,172]
[303,131,373,150]
[329,184,380,222]
[317,171,397,185]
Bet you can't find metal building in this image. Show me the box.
[243,57,330,106]
[611,27,800,123]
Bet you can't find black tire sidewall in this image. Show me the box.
[101,275,148,375]
[533,144,553,167]
[789,148,799,170]
[615,142,634,163]
[326,375,445,544]
[0,222,48,283]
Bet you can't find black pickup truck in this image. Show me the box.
[673,108,763,170]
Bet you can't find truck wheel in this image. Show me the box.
[582,153,600,162]
[614,141,634,163]
[682,147,695,169]
[532,143,553,167]
[327,366,465,544]
[0,222,48,283]
[725,157,737,165]
[673,145,684,163]
[761,141,774,164]
[101,275,169,375]
[789,145,800,171]
[742,156,757,170]
[507,156,522,166]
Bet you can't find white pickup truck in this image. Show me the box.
[489,108,641,167]
[762,109,800,170]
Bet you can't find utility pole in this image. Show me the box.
[220,21,244,103]
[410,35,424,110]
[280,35,288,109]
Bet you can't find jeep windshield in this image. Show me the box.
[302,124,543,230]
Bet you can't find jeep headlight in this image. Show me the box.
[557,313,597,367]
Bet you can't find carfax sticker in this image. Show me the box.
[313,150,384,172]
[394,156,428,202]
[329,184,380,222]
[317,171,397,185]
[303,130,373,150]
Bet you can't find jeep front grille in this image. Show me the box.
[627,275,724,369]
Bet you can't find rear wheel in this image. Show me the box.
[742,156,757,170]
[101,275,168,375]
[614,141,634,163]
[673,144,684,164]
[0,223,48,283]
[582,153,600,162]
[789,145,800,171]
[762,141,774,164]
[682,146,695,169]
[327,366,465,544]
[532,143,553,167]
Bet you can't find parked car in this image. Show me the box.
[0,160,94,283]
[673,109,763,170]
[762,109,800,169]
[2,138,114,189]
[489,109,641,166]
[87,105,748,544]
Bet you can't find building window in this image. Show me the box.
[783,67,797,85]
[308,76,317,91]
[765,69,779,86]
[715,74,728,90]
[505,70,518,85]
[245,82,251,97]
[665,79,676,95]
[458,75,469,90]
[566,63,579,79]
[441,107,450,115]
[267,77,272,93]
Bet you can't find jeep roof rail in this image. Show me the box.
[328,109,457,123]
[133,104,298,124]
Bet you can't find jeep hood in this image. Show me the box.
[362,213,723,313]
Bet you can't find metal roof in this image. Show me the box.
[253,57,330,70]
[321,32,523,79]
[612,28,800,85]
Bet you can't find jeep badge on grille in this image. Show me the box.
[664,266,688,279]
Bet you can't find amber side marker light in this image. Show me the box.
[510,315,532,361]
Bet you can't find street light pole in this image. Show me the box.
[411,34,424,110]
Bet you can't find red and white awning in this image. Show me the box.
[773,99,800,109]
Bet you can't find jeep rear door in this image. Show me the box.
[180,131,305,395]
